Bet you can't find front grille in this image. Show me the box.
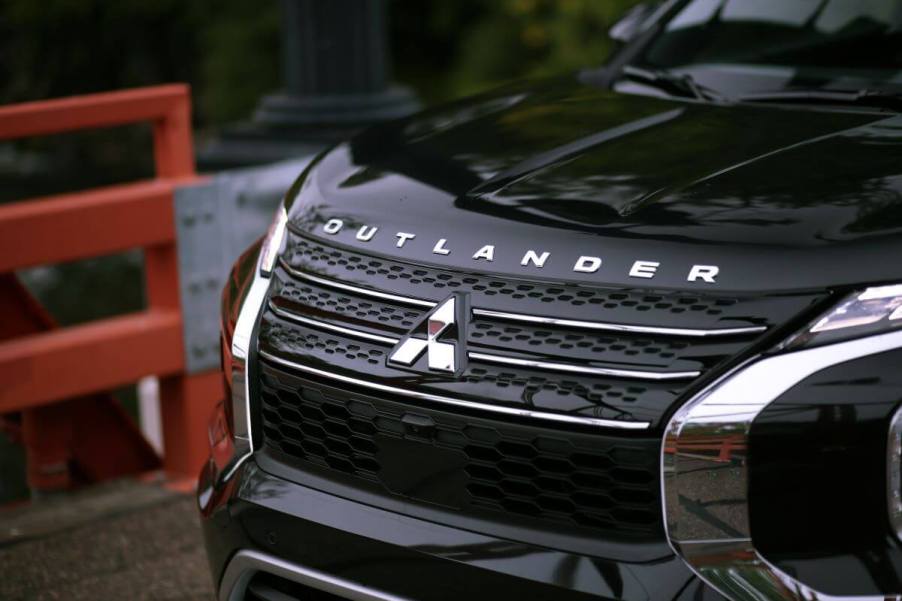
[256,231,827,539]
[286,235,794,327]
[260,361,662,539]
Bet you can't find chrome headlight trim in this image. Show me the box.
[218,202,286,484]
[219,260,270,484]
[889,404,902,543]
[259,203,288,276]
[662,328,902,601]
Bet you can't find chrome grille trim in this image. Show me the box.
[468,352,700,381]
[258,349,652,430]
[279,258,767,338]
[472,309,766,337]
[268,301,700,381]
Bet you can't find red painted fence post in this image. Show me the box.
[0,85,221,488]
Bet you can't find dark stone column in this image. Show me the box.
[200,0,418,168]
[256,0,417,126]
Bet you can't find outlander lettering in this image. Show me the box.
[320,221,721,283]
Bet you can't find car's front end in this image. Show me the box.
[199,2,902,600]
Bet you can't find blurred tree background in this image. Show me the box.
[0,0,640,126]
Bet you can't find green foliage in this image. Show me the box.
[0,0,641,125]
[392,0,643,103]
[0,0,279,126]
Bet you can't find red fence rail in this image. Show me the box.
[0,85,220,487]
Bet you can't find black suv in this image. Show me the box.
[199,2,902,600]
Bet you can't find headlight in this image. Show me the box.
[781,284,902,350]
[663,283,902,601]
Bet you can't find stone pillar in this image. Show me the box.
[200,0,418,168]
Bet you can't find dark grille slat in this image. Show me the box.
[259,361,663,539]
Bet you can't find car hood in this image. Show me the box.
[288,75,902,293]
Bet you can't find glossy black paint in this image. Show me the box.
[749,348,902,595]
[287,76,902,293]
[204,6,902,598]
[200,459,705,601]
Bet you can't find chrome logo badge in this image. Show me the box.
[388,293,468,374]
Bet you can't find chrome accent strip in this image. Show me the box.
[663,329,902,601]
[472,309,766,338]
[268,301,399,345]
[469,352,700,381]
[279,258,766,338]
[280,260,435,308]
[259,350,651,430]
[222,257,271,482]
[267,305,695,381]
[219,549,409,601]
[889,404,902,542]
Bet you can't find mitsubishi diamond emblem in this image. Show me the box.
[388,293,467,374]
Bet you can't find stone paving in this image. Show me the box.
[0,478,215,601]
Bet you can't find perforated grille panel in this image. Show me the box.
[259,361,662,539]
[278,277,421,332]
[257,232,827,540]
[284,235,764,325]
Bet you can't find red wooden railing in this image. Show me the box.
[0,85,221,488]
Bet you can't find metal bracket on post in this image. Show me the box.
[174,156,316,373]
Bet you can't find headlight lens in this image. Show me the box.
[664,282,902,601]
[782,284,902,350]
[259,202,288,277]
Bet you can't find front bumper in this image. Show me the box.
[199,457,708,601]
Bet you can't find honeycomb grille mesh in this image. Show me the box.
[259,362,662,539]
[285,235,744,316]
[277,278,422,332]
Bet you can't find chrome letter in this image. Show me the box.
[432,238,451,255]
[630,260,659,279]
[521,250,550,268]
[688,265,719,283]
[573,256,602,273]
[323,219,344,235]
[472,245,495,262]
[395,232,416,248]
[356,225,378,242]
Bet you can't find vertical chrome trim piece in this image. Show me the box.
[219,549,410,601]
[889,404,902,543]
[221,260,271,483]
[662,329,902,601]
